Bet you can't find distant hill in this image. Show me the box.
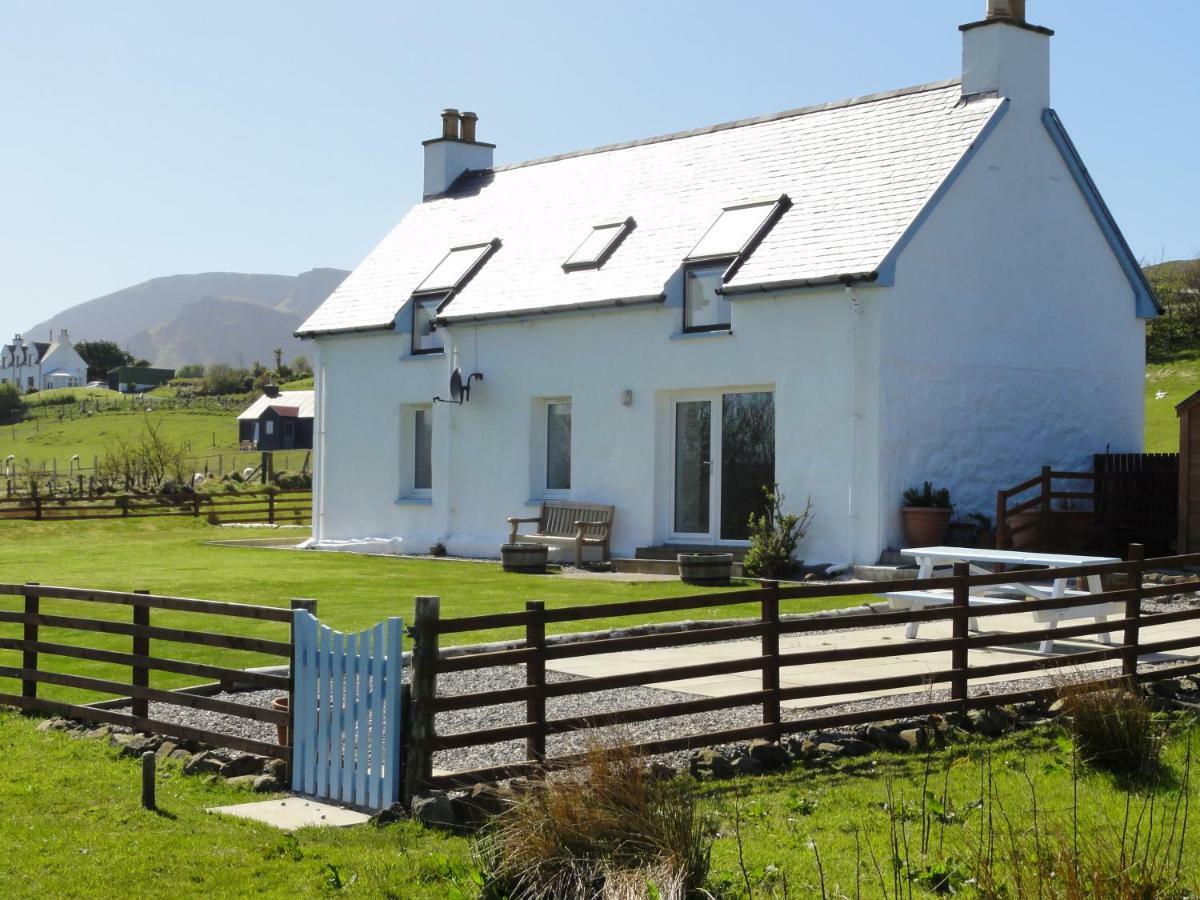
[1145,259,1200,284]
[24,268,348,368]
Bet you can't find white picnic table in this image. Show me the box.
[886,546,1123,654]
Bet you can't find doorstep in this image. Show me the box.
[207,796,371,831]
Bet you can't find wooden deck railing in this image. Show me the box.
[404,545,1200,797]
[0,584,313,760]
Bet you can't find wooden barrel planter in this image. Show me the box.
[678,552,733,585]
[501,542,549,574]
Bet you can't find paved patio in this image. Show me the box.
[546,609,1200,709]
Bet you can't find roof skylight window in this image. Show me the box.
[563,217,635,271]
[686,195,790,264]
[414,239,500,295]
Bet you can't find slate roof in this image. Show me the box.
[298,80,1004,335]
[237,391,315,421]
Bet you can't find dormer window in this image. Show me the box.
[563,217,635,271]
[683,262,731,333]
[412,296,444,355]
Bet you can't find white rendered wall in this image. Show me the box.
[875,98,1145,552]
[311,283,882,565]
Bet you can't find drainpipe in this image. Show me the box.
[846,286,862,562]
[314,350,326,543]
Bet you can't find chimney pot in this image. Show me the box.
[440,108,461,141]
[987,0,1026,22]
[460,111,478,143]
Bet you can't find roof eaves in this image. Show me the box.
[295,319,398,339]
[437,292,666,325]
[492,79,964,174]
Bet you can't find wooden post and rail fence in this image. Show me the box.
[0,489,311,525]
[2,544,1199,809]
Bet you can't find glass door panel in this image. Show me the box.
[673,400,712,536]
[719,392,776,540]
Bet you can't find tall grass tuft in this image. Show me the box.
[474,744,711,900]
[1057,675,1162,776]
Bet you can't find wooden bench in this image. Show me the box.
[885,588,1122,654]
[507,501,615,566]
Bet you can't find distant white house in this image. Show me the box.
[297,2,1156,565]
[0,330,88,392]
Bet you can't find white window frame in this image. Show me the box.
[532,397,572,499]
[400,403,434,499]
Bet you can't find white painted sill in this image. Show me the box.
[400,351,445,362]
[669,329,733,342]
[395,495,433,506]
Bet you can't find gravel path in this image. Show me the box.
[146,590,1200,771]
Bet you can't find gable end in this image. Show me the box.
[1042,109,1159,319]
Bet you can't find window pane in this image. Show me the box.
[565,222,627,268]
[413,298,443,353]
[674,400,711,534]
[720,392,775,541]
[684,265,730,331]
[688,202,778,260]
[415,243,493,293]
[546,402,572,491]
[414,409,432,491]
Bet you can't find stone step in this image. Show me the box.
[852,563,950,583]
[634,544,749,562]
[613,557,745,577]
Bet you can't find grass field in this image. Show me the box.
[0,518,864,704]
[1145,350,1200,452]
[3,711,1197,898]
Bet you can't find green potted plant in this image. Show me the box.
[901,482,952,547]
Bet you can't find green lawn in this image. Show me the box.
[0,518,863,704]
[3,711,1197,898]
[1145,350,1200,452]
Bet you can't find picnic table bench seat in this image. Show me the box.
[506,500,615,566]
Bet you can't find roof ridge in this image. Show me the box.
[489,78,962,174]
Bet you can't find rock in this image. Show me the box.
[733,756,766,775]
[1048,698,1068,716]
[412,790,459,829]
[252,775,282,793]
[864,726,909,752]
[155,741,178,760]
[169,749,191,761]
[747,739,790,769]
[967,708,1008,737]
[1181,677,1200,693]
[1150,680,1179,698]
[118,734,162,759]
[646,762,676,781]
[84,725,113,740]
[225,775,259,790]
[184,751,226,777]
[826,739,875,758]
[452,783,509,826]
[109,732,137,748]
[37,717,73,733]
[369,802,407,827]
[816,742,844,756]
[898,728,929,751]
[220,755,266,778]
[264,759,288,782]
[690,749,735,780]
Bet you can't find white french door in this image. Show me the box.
[669,391,775,544]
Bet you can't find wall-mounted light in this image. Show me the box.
[620,389,633,407]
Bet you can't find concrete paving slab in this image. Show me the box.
[208,796,371,831]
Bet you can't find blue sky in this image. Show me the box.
[1,1,1197,342]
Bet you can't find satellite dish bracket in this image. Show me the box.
[434,368,484,405]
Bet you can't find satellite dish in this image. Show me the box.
[435,368,484,405]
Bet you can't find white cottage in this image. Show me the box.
[1,331,88,392]
[298,2,1155,566]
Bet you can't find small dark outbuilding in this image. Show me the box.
[238,389,314,451]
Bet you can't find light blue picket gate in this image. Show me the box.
[291,610,404,809]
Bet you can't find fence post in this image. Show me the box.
[261,451,272,485]
[1123,544,1144,680]
[760,580,781,742]
[131,589,151,720]
[268,491,276,525]
[32,484,41,521]
[22,583,39,700]
[525,600,547,764]
[1039,465,1053,551]
[994,490,1009,551]
[288,598,318,786]
[951,563,970,715]
[405,595,439,805]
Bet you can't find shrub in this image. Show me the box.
[742,486,813,580]
[475,743,711,899]
[903,481,951,509]
[1056,676,1162,775]
[0,382,21,422]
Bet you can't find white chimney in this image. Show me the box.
[961,0,1052,110]
[422,107,494,199]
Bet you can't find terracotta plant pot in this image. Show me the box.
[271,695,289,747]
[900,507,952,547]
[678,553,733,585]
[501,542,549,573]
